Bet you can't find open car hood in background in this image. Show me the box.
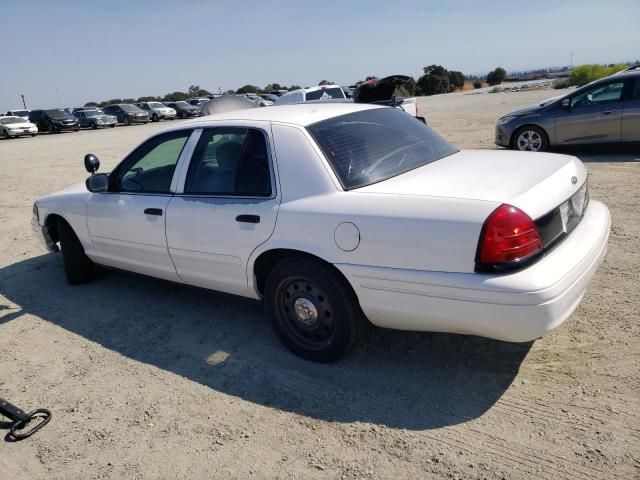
[353,75,411,104]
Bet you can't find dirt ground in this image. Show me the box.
[1,90,638,479]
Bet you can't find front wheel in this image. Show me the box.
[152,114,159,122]
[58,221,95,284]
[512,126,549,152]
[124,117,131,126]
[265,257,364,362]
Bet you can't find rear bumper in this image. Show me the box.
[337,200,610,342]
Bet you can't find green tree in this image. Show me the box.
[472,80,483,89]
[318,80,333,86]
[188,85,211,97]
[122,98,136,104]
[416,65,450,96]
[105,98,123,105]
[84,101,99,107]
[137,96,160,102]
[236,85,259,94]
[288,85,302,91]
[569,64,627,86]
[162,91,188,102]
[448,71,465,90]
[486,67,507,86]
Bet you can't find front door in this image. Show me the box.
[166,126,279,296]
[622,77,640,142]
[86,129,194,281]
[554,79,624,145]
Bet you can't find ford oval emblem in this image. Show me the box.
[571,176,578,185]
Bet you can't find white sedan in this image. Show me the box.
[0,116,38,138]
[31,103,610,362]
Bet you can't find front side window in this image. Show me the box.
[114,130,191,193]
[631,78,640,100]
[571,81,624,108]
[308,108,457,190]
[184,128,272,196]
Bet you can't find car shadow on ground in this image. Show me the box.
[550,144,639,163]
[0,253,532,431]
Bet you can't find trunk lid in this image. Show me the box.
[355,149,587,219]
[353,75,411,104]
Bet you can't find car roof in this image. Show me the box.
[178,102,383,127]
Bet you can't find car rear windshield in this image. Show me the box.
[305,87,345,101]
[11,110,29,116]
[0,117,23,124]
[45,109,68,117]
[307,108,457,190]
[121,104,141,112]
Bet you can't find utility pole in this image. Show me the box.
[570,51,574,70]
[21,94,26,109]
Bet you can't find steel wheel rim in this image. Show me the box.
[275,276,335,350]
[517,130,542,151]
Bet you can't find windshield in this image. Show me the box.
[174,101,189,107]
[120,104,141,112]
[148,102,164,108]
[45,109,69,118]
[307,108,457,190]
[306,87,346,101]
[83,110,103,116]
[10,110,29,116]
[0,117,24,125]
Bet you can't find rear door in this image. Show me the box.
[554,79,624,144]
[622,77,640,142]
[165,125,279,296]
[86,129,196,281]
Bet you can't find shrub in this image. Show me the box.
[569,64,627,87]
[553,78,571,89]
[472,80,482,89]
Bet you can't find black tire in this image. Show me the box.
[180,112,187,119]
[265,257,364,362]
[48,123,56,134]
[74,128,79,132]
[511,125,549,152]
[110,124,115,128]
[152,114,158,122]
[31,133,37,137]
[124,117,131,126]
[91,122,97,129]
[58,220,95,284]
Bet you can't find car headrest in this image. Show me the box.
[216,141,243,171]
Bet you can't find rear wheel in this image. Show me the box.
[91,122,97,129]
[124,117,131,126]
[265,257,364,362]
[58,220,95,284]
[48,123,56,134]
[152,114,159,122]
[512,126,549,152]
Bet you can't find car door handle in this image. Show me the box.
[601,110,616,115]
[144,208,163,216]
[236,214,260,224]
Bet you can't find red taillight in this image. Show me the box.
[477,204,542,267]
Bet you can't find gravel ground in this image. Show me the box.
[0,90,638,479]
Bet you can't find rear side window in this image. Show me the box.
[308,108,457,190]
[184,128,272,197]
[305,87,345,101]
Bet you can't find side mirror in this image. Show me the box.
[84,154,100,174]
[86,173,109,192]
[561,98,571,110]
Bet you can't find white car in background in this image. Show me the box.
[135,102,177,122]
[0,115,38,138]
[31,103,610,362]
[275,84,346,104]
[5,109,30,122]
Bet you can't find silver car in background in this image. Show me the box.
[73,109,117,129]
[496,67,640,151]
[135,102,177,122]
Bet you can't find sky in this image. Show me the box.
[1,0,638,110]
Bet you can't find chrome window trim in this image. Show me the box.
[174,125,277,200]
